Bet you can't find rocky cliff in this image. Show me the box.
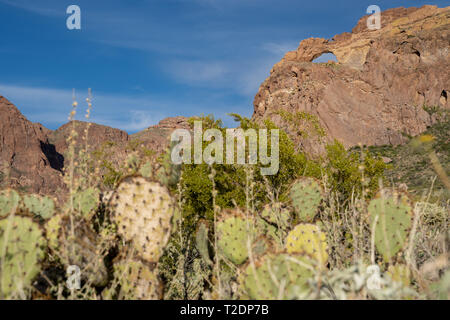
[0,95,187,196]
[0,96,64,194]
[252,5,449,154]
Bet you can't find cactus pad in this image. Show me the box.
[23,194,55,219]
[0,215,46,298]
[109,176,175,263]
[241,253,314,299]
[260,203,291,230]
[113,260,162,300]
[387,264,411,287]
[368,190,413,262]
[289,177,323,222]
[217,211,255,265]
[0,189,20,217]
[285,223,328,266]
[71,187,99,218]
[45,214,108,286]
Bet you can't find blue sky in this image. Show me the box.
[0,0,448,132]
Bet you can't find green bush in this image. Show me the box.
[325,140,388,201]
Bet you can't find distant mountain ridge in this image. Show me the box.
[0,95,187,196]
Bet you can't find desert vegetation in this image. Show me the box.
[0,99,448,300]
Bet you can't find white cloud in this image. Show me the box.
[0,84,166,132]
[0,0,60,16]
[165,60,229,85]
[0,83,248,132]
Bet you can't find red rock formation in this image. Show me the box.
[253,5,450,154]
[0,96,64,194]
[131,116,190,154]
[49,120,130,167]
[0,97,188,196]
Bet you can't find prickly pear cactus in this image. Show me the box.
[387,264,411,287]
[0,189,20,217]
[111,259,162,300]
[45,214,108,286]
[217,210,255,265]
[241,253,314,300]
[71,187,99,218]
[45,214,62,249]
[368,190,413,262]
[289,177,323,222]
[109,176,175,263]
[251,236,273,258]
[285,223,328,267]
[0,215,46,298]
[22,194,55,219]
[260,203,291,230]
[255,217,283,249]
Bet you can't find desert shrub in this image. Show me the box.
[326,141,388,201]
[179,114,317,223]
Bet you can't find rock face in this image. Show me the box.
[0,96,188,196]
[253,5,450,154]
[131,116,190,154]
[49,121,130,168]
[0,96,64,194]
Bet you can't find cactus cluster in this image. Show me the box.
[211,179,329,299]
[368,190,413,262]
[0,215,46,298]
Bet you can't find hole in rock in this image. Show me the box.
[312,52,338,63]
